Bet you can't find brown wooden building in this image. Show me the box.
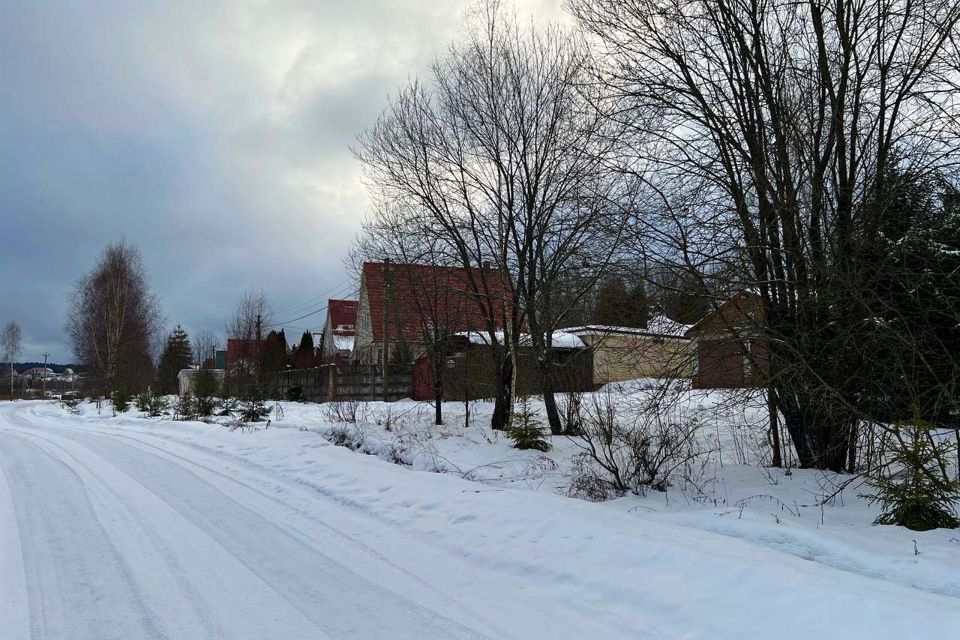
[410,332,594,402]
[684,291,769,389]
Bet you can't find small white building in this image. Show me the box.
[177,368,225,396]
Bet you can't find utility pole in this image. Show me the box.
[381,259,391,402]
[41,352,49,399]
[254,313,263,394]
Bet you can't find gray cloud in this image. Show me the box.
[0,0,565,362]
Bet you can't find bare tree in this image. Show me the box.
[352,202,487,425]
[1,321,22,400]
[191,329,219,369]
[225,290,273,393]
[356,1,633,432]
[65,242,163,395]
[573,0,960,470]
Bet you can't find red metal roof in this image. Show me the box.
[361,262,511,343]
[327,299,358,336]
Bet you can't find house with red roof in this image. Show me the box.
[318,299,359,364]
[353,261,511,365]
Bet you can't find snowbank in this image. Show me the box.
[12,389,959,638]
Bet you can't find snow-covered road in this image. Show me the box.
[1,400,958,639]
[0,402,496,640]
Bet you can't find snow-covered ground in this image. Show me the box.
[0,389,957,639]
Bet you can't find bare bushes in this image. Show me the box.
[323,399,363,424]
[569,388,707,500]
[557,391,583,435]
[327,423,363,449]
[323,419,412,467]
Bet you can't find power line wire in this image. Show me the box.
[268,286,360,330]
[272,280,356,316]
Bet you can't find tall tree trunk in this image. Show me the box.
[492,355,513,431]
[768,386,782,467]
[432,356,443,425]
[539,358,563,435]
[779,398,817,468]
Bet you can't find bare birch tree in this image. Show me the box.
[65,241,162,395]
[1,321,22,400]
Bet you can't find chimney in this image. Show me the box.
[482,261,491,270]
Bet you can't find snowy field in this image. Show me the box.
[0,387,957,639]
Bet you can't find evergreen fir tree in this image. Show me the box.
[239,391,270,422]
[192,368,220,417]
[155,326,194,395]
[507,398,551,452]
[657,270,712,324]
[112,389,131,413]
[852,168,960,425]
[260,330,289,374]
[298,331,314,353]
[294,330,316,368]
[624,284,649,328]
[863,422,960,531]
[593,277,630,326]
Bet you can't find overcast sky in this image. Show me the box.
[0,0,565,363]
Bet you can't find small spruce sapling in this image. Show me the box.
[192,368,220,417]
[112,390,131,413]
[239,391,270,422]
[174,394,197,421]
[146,394,169,417]
[863,421,960,531]
[507,398,550,452]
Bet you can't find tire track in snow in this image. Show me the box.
[1,406,493,640]
[0,425,324,640]
[13,405,675,639]
[62,423,645,639]
[0,441,31,640]
[0,430,169,640]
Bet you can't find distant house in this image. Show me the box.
[684,290,768,389]
[353,261,511,365]
[20,367,55,381]
[319,299,358,364]
[566,314,695,385]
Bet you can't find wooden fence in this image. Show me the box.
[263,364,412,403]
